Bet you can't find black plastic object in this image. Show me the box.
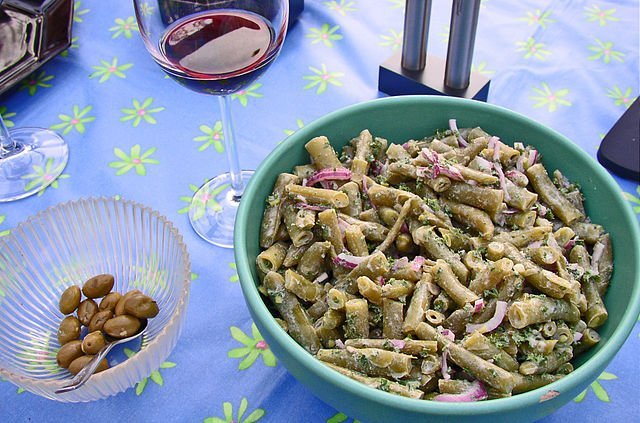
[597,98,640,182]
[378,52,490,101]
[0,0,73,96]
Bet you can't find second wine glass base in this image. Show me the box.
[0,127,69,202]
[188,170,254,248]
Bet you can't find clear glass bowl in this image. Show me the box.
[0,197,191,402]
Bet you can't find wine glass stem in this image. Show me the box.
[0,114,17,158]
[218,95,244,202]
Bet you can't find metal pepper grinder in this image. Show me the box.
[379,0,490,101]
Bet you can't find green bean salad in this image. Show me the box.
[257,122,612,402]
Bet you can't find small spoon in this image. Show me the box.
[55,320,148,394]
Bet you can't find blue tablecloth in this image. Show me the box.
[1,0,638,421]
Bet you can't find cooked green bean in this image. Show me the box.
[297,241,331,280]
[317,347,413,379]
[507,294,580,329]
[263,271,321,354]
[260,173,299,248]
[413,227,469,283]
[286,184,350,209]
[256,242,288,274]
[461,331,519,372]
[442,182,504,218]
[283,203,314,247]
[357,276,382,306]
[323,362,424,399]
[432,260,479,307]
[403,274,435,334]
[284,269,323,303]
[339,181,363,217]
[382,298,404,340]
[416,322,516,393]
[441,199,494,239]
[344,298,370,339]
[305,136,343,170]
[344,225,369,256]
[519,347,572,375]
[318,208,345,254]
[344,338,437,356]
[526,164,584,225]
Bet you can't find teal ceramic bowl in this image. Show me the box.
[234,96,640,422]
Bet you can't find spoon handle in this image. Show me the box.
[54,342,116,394]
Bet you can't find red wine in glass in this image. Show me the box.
[158,10,279,95]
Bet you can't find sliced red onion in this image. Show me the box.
[389,340,406,350]
[514,142,525,151]
[536,203,548,217]
[295,202,329,212]
[335,339,346,349]
[487,136,497,150]
[333,253,369,269]
[448,118,468,147]
[465,301,508,334]
[421,148,440,164]
[305,168,352,187]
[410,256,426,272]
[370,160,385,176]
[337,217,350,233]
[319,180,338,190]
[427,282,441,296]
[473,298,484,314]
[591,242,605,273]
[564,238,576,251]
[528,150,538,167]
[502,208,520,215]
[475,156,493,172]
[547,234,561,251]
[505,169,526,181]
[313,272,329,284]
[438,327,456,342]
[494,211,506,227]
[516,155,526,173]
[400,222,410,233]
[434,380,488,402]
[467,179,478,186]
[494,163,511,202]
[573,332,583,343]
[527,240,543,249]
[391,256,409,271]
[433,164,465,181]
[402,142,411,150]
[376,276,385,286]
[491,137,501,161]
[441,349,451,380]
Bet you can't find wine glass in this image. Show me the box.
[133,0,289,248]
[0,114,68,202]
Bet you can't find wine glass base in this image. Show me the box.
[188,170,254,248]
[0,128,69,202]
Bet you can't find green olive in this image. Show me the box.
[77,299,98,326]
[82,331,106,355]
[82,274,115,299]
[114,290,142,316]
[103,315,141,339]
[88,309,113,333]
[99,292,122,312]
[68,355,109,375]
[57,316,81,345]
[59,285,81,315]
[56,340,83,368]
[124,293,159,319]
